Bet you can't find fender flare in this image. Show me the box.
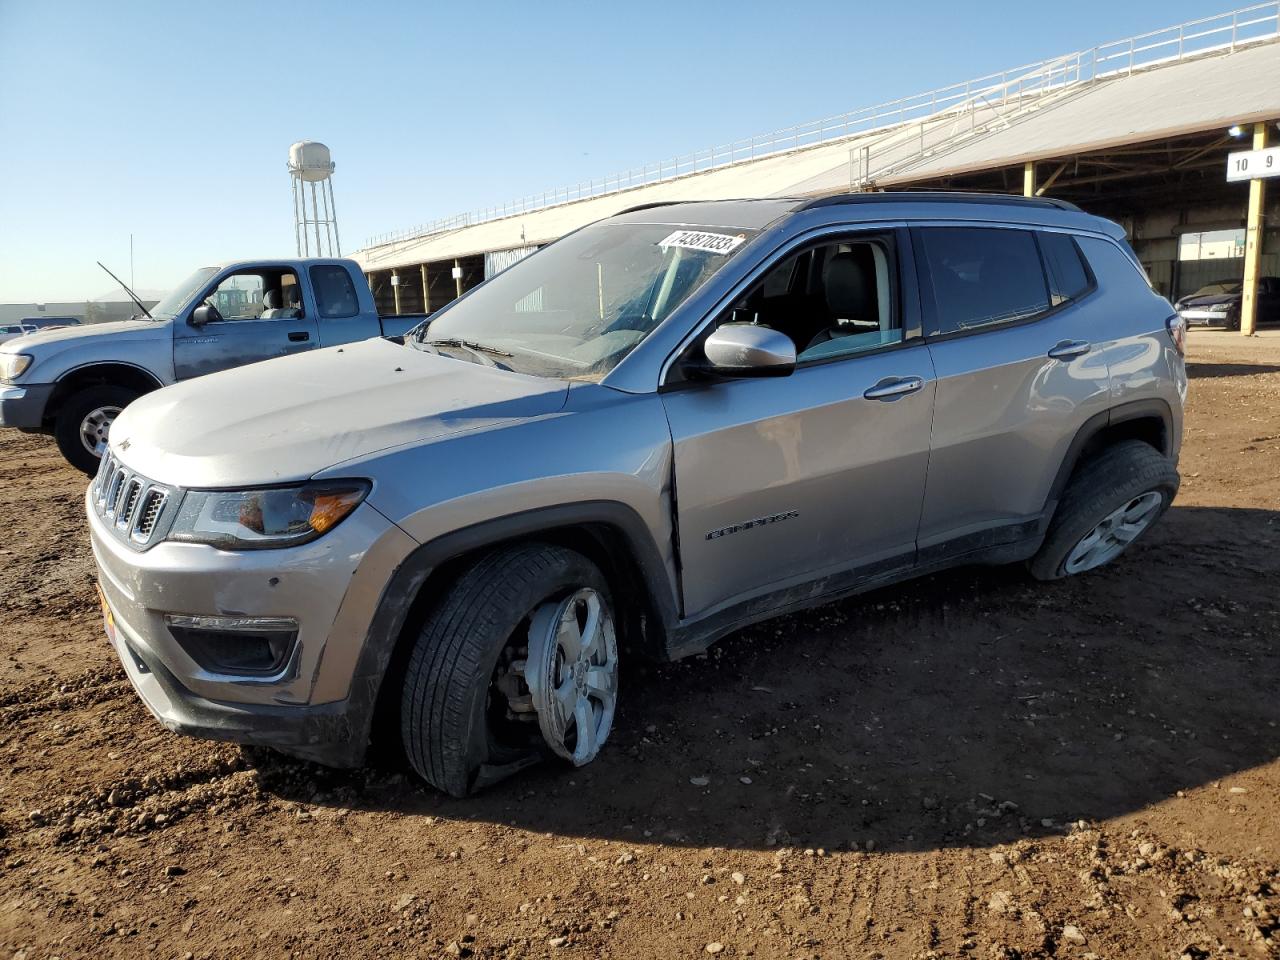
[1046,398,1175,505]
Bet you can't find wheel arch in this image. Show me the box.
[1047,399,1175,506]
[351,501,678,762]
[44,362,164,428]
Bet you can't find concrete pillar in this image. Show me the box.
[391,269,402,315]
[454,259,463,299]
[1240,122,1269,337]
[1023,161,1036,198]
[420,264,430,314]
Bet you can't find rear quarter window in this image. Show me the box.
[310,265,360,319]
[1039,232,1092,305]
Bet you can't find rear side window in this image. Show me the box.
[310,265,360,319]
[1039,231,1092,305]
[919,227,1050,335]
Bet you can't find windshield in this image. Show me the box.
[1189,281,1242,298]
[413,222,756,379]
[149,266,219,320]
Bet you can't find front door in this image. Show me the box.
[173,268,319,380]
[660,230,935,619]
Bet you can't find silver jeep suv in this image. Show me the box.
[89,194,1187,796]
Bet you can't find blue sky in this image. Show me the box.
[0,0,1226,301]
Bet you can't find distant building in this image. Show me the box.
[0,297,160,326]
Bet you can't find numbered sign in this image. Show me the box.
[1226,146,1280,183]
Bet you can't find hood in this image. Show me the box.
[1177,292,1239,309]
[0,318,167,353]
[109,337,570,488]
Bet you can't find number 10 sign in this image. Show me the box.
[1226,146,1280,183]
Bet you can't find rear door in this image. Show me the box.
[173,268,319,380]
[660,228,935,619]
[913,225,1113,559]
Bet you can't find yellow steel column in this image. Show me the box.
[1240,121,1269,337]
[1023,161,1036,197]
[391,269,402,315]
[420,264,430,314]
[454,258,463,299]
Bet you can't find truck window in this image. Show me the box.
[918,227,1051,335]
[310,265,360,319]
[204,270,301,321]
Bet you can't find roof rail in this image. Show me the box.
[798,191,1082,212]
[614,200,692,215]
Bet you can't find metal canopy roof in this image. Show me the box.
[354,12,1280,273]
[795,41,1280,195]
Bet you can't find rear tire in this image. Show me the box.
[1029,440,1179,581]
[53,384,139,475]
[399,543,615,797]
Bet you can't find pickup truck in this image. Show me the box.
[0,258,423,472]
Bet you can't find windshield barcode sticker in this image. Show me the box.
[658,230,746,255]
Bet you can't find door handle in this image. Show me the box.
[288,331,311,343]
[863,376,925,401]
[1048,339,1091,360]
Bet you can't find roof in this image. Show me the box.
[798,40,1280,194]
[353,35,1280,273]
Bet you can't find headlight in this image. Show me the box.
[168,479,371,550]
[0,353,32,382]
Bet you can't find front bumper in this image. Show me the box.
[89,484,419,765]
[0,383,54,429]
[1178,309,1232,326]
[99,590,366,765]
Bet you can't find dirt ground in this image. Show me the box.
[1,332,1277,960]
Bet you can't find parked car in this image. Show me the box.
[89,194,1185,796]
[1174,276,1280,329]
[0,323,38,345]
[23,316,82,329]
[0,259,424,472]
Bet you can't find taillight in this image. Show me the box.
[1166,314,1186,357]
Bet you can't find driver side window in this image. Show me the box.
[719,234,901,363]
[204,270,301,321]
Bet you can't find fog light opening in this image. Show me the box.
[164,614,298,677]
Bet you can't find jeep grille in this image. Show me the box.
[92,452,173,547]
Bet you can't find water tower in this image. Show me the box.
[288,141,341,257]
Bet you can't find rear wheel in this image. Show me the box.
[53,384,139,475]
[1029,440,1179,581]
[399,543,619,797]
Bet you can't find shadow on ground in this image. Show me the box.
[1186,360,1280,379]
[253,504,1280,853]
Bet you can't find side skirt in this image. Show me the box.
[664,518,1047,661]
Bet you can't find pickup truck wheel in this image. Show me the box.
[1029,440,1179,581]
[54,385,139,475]
[400,543,617,797]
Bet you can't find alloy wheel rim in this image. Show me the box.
[80,405,122,458]
[524,587,618,766]
[1064,491,1163,574]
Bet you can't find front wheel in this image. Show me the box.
[53,384,139,475]
[1029,440,1179,581]
[400,543,620,797]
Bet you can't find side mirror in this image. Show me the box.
[190,303,221,326]
[703,323,796,377]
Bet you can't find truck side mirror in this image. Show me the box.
[190,304,220,326]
